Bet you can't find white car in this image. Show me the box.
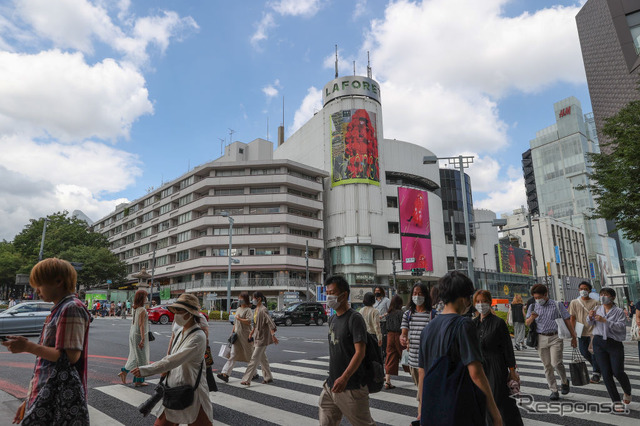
[0,302,53,336]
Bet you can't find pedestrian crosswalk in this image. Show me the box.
[75,344,640,425]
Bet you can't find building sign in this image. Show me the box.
[330,108,380,187]
[496,243,533,276]
[554,246,561,264]
[399,188,433,271]
[322,76,381,106]
[559,106,571,118]
[589,262,596,279]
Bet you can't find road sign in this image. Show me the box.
[205,293,218,301]
[405,257,415,263]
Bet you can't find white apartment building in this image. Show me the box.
[92,138,328,307]
[502,208,590,301]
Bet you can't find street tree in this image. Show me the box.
[585,98,640,242]
[0,241,24,290]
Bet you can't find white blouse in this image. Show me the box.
[138,324,212,424]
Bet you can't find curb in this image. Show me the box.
[0,389,22,421]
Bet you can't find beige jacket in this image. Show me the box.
[360,306,382,342]
[252,305,277,347]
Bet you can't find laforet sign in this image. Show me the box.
[323,76,381,106]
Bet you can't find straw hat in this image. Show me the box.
[167,293,201,317]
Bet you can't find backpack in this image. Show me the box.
[336,309,385,393]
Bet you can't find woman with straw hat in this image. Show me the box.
[132,294,213,426]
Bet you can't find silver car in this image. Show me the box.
[0,302,53,336]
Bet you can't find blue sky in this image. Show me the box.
[0,0,590,240]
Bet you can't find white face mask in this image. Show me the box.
[475,303,491,315]
[252,299,259,306]
[579,290,589,298]
[535,298,546,305]
[326,294,341,310]
[600,296,612,305]
[174,312,190,326]
[412,296,425,306]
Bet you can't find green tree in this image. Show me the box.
[0,241,24,288]
[585,99,640,242]
[9,211,127,289]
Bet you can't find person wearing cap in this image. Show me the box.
[132,294,213,426]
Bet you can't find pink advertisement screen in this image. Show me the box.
[398,187,433,271]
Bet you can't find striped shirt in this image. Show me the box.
[526,298,570,334]
[588,305,627,342]
[401,309,431,367]
[27,294,90,408]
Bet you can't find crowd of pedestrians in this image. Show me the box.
[3,257,640,425]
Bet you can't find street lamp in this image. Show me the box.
[483,252,488,288]
[219,211,235,313]
[424,154,474,280]
[38,217,50,261]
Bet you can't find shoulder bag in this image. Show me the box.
[160,328,204,410]
[22,351,90,425]
[420,316,486,425]
[555,301,573,339]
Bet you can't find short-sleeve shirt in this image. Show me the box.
[419,313,482,371]
[27,295,90,408]
[568,297,598,336]
[401,310,431,367]
[526,298,570,334]
[327,308,367,390]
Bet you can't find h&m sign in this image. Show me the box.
[559,106,571,118]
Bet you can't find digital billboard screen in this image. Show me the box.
[496,243,533,276]
[398,187,433,271]
[330,108,380,187]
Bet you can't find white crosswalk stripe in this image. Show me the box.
[78,343,639,425]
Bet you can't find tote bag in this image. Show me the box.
[569,348,590,386]
[554,301,572,339]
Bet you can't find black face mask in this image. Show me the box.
[375,293,383,298]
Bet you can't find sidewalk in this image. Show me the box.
[0,389,21,422]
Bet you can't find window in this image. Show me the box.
[124,249,135,259]
[156,238,169,249]
[216,169,245,177]
[288,188,318,200]
[158,220,171,231]
[287,169,316,181]
[213,207,244,215]
[113,225,123,234]
[143,197,154,207]
[177,231,191,243]
[139,244,151,254]
[126,234,136,243]
[250,168,277,175]
[142,212,154,222]
[139,261,149,270]
[156,256,168,266]
[251,247,280,255]
[250,187,280,194]
[178,193,193,207]
[177,212,192,224]
[115,211,125,221]
[628,11,640,54]
[521,229,525,236]
[289,228,315,238]
[176,250,190,262]
[179,176,194,189]
[288,208,316,218]
[161,187,174,198]
[388,222,399,234]
[213,227,246,235]
[140,227,152,238]
[198,250,207,257]
[126,220,136,230]
[387,197,398,208]
[249,206,280,214]
[249,226,280,234]
[215,188,244,196]
[212,248,243,256]
[287,248,304,256]
[160,203,172,214]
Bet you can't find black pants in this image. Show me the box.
[578,336,600,374]
[380,322,387,361]
[592,335,631,402]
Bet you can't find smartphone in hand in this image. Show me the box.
[0,336,8,342]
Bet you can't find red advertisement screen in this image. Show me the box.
[398,187,433,271]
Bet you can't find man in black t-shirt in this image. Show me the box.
[319,276,374,426]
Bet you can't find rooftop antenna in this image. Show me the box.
[367,51,372,78]
[228,128,235,147]
[218,138,225,155]
[353,61,356,76]
[282,96,285,126]
[334,44,339,78]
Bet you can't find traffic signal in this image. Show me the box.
[411,268,425,276]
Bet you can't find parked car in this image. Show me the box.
[0,301,54,336]
[271,302,327,326]
[147,305,209,324]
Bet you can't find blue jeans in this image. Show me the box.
[578,336,600,374]
[592,336,631,402]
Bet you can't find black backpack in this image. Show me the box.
[342,309,384,393]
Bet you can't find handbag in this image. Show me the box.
[400,349,410,373]
[219,343,231,359]
[554,301,572,339]
[161,361,203,410]
[206,366,218,392]
[631,319,640,341]
[526,320,538,348]
[507,307,513,326]
[204,344,214,367]
[420,317,486,426]
[228,332,238,345]
[22,351,90,425]
[148,331,155,341]
[569,348,590,386]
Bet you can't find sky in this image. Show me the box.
[0,0,591,241]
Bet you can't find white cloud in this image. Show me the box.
[262,79,281,99]
[475,177,526,214]
[270,0,322,17]
[289,86,322,135]
[251,13,276,47]
[0,50,153,140]
[353,0,368,20]
[353,0,585,155]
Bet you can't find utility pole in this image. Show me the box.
[524,206,539,284]
[305,240,310,301]
[149,246,157,304]
[450,215,457,271]
[392,254,397,294]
